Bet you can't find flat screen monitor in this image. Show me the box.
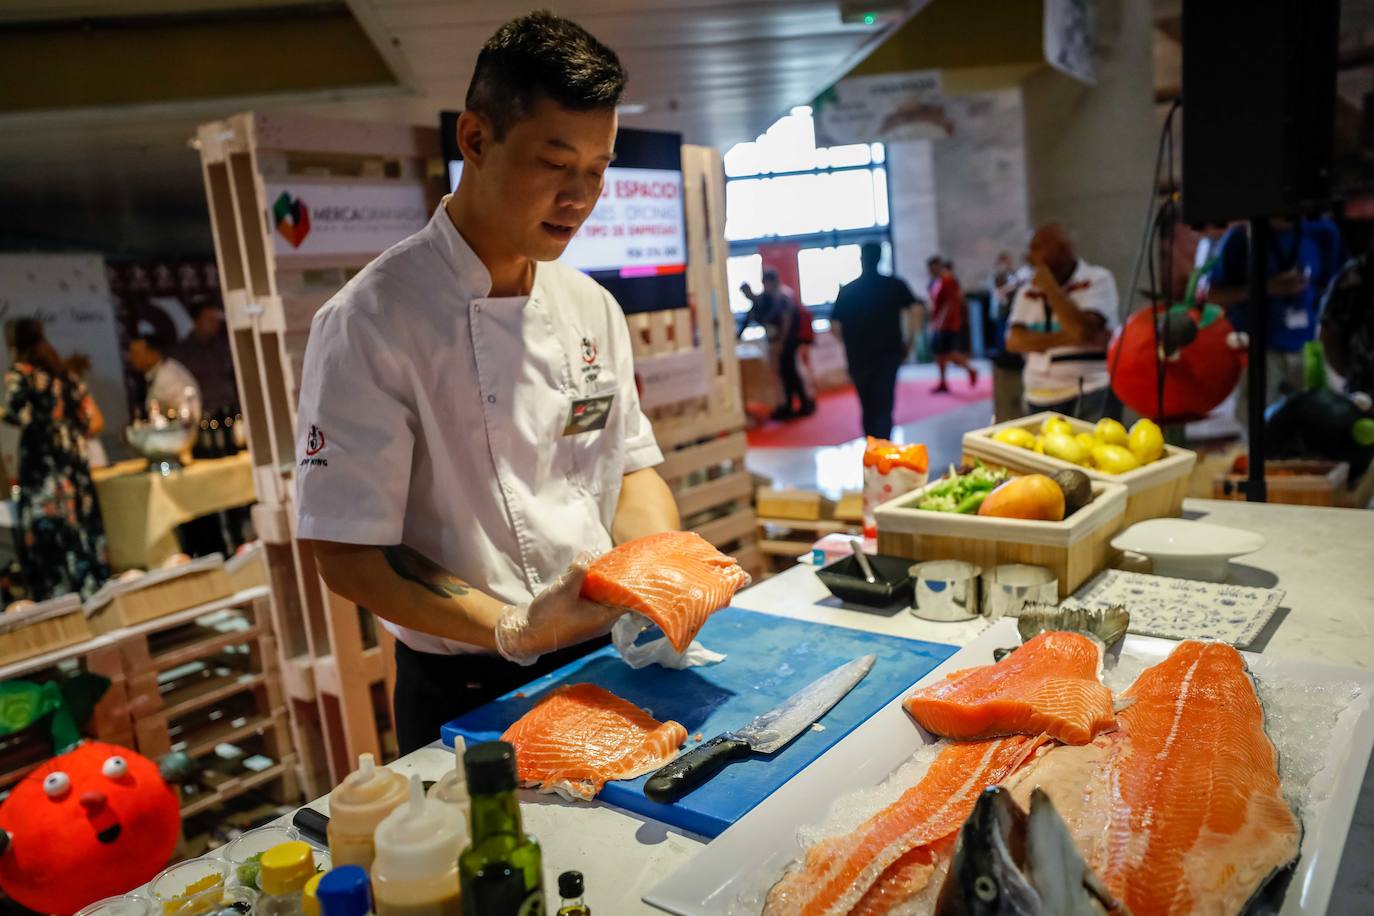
[440,112,687,314]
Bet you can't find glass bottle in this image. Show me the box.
[555,872,588,916]
[458,742,544,916]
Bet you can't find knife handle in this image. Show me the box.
[644,734,753,803]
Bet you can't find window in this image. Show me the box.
[724,108,892,311]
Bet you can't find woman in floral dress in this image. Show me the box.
[2,319,109,600]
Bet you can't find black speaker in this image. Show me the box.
[1181,0,1340,225]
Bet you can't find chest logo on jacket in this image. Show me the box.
[580,336,602,386]
[301,424,328,467]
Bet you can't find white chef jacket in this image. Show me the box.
[294,199,663,655]
[146,357,202,423]
[1007,259,1118,404]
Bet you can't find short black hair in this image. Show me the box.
[762,268,780,283]
[132,333,167,354]
[466,10,627,139]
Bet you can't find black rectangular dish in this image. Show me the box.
[817,554,915,607]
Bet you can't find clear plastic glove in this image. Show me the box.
[494,553,622,666]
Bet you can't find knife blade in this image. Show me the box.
[643,653,876,803]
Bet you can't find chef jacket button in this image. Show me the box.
[487,395,496,404]
[473,304,482,313]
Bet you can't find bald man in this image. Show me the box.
[1005,224,1121,420]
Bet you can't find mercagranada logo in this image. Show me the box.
[273,191,311,248]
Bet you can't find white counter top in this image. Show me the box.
[302,499,1374,913]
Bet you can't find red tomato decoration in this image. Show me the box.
[0,741,180,914]
[1109,306,1244,422]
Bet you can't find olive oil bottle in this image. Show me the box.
[458,741,544,916]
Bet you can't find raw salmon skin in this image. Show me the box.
[499,683,687,801]
[581,531,750,652]
[763,735,1046,916]
[1098,640,1300,914]
[902,630,1115,745]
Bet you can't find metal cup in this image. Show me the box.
[982,564,1058,620]
[909,560,982,621]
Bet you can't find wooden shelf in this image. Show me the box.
[152,623,261,672]
[161,671,266,721]
[178,709,285,760]
[181,758,292,819]
[757,517,854,534]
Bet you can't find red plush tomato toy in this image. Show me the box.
[1109,304,1244,422]
[0,741,180,914]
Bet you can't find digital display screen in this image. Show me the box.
[441,113,688,314]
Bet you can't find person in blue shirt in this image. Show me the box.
[1205,216,1343,420]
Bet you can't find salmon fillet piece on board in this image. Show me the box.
[902,631,1116,745]
[1100,641,1300,915]
[499,683,688,801]
[581,531,750,652]
[763,735,1047,916]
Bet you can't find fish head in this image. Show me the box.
[1022,788,1126,916]
[935,786,1039,915]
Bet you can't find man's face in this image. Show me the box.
[762,276,780,296]
[194,307,224,339]
[127,340,157,374]
[1027,229,1074,280]
[459,97,617,263]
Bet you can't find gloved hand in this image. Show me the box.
[494,554,623,666]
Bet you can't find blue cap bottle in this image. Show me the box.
[317,865,373,916]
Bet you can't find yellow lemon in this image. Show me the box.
[1041,415,1074,437]
[1075,432,1099,455]
[1128,419,1165,464]
[993,427,1037,450]
[1043,431,1090,466]
[1095,417,1129,447]
[1033,435,1046,454]
[1092,443,1141,474]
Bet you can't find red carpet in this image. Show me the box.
[746,373,993,448]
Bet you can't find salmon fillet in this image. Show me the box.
[763,735,1046,916]
[581,531,750,652]
[1100,641,1300,915]
[499,683,687,801]
[902,631,1116,745]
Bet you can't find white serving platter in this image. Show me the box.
[643,619,1374,916]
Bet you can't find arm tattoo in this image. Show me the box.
[383,544,471,599]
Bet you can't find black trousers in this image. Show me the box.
[778,340,808,411]
[849,350,904,440]
[393,636,610,755]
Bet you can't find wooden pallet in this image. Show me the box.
[114,596,299,811]
[196,111,415,790]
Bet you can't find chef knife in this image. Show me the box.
[643,653,876,803]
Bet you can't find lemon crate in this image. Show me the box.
[962,412,1196,528]
[875,476,1128,599]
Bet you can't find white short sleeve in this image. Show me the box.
[295,302,415,545]
[1008,285,1039,327]
[1075,268,1119,330]
[606,292,663,474]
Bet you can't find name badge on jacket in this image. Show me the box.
[563,394,615,435]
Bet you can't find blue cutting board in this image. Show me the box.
[440,607,957,838]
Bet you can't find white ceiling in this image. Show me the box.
[0,0,917,253]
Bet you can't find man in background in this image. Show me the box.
[127,334,201,424]
[741,270,811,419]
[831,242,923,439]
[927,255,977,394]
[1206,215,1343,419]
[172,298,239,414]
[1006,223,1120,420]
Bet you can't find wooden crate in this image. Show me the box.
[0,594,89,668]
[875,478,1127,599]
[225,544,268,593]
[756,487,835,522]
[962,412,1196,527]
[84,556,233,636]
[1212,459,1350,507]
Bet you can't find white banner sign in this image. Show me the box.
[1045,0,1095,84]
[0,254,131,465]
[813,70,949,147]
[635,349,710,410]
[265,182,430,258]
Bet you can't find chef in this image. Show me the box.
[294,11,680,754]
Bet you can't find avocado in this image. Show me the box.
[1051,469,1092,515]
